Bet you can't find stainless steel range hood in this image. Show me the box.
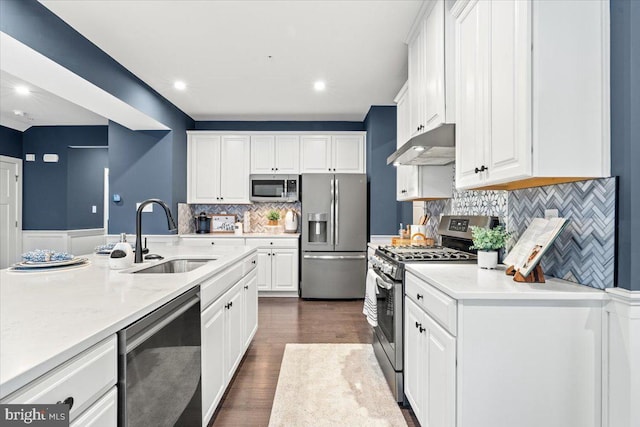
[387,123,455,166]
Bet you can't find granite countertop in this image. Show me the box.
[181,233,300,238]
[405,263,607,301]
[0,245,255,399]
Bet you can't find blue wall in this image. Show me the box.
[0,126,23,158]
[0,0,195,234]
[22,126,107,230]
[67,148,108,229]
[611,0,640,291]
[364,106,412,235]
[195,121,365,131]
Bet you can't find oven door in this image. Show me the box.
[372,267,404,370]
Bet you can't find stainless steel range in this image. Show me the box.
[369,215,498,404]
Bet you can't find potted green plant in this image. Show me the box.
[469,225,510,269]
[266,210,280,226]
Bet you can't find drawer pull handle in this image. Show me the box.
[57,396,74,409]
[417,293,423,300]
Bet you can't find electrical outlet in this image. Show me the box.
[136,203,153,213]
[92,205,97,214]
[544,209,559,219]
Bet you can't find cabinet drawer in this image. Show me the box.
[70,387,117,427]
[245,238,298,249]
[406,272,457,335]
[181,237,245,247]
[242,253,257,276]
[2,336,117,423]
[201,263,243,309]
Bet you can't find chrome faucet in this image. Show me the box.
[135,199,177,263]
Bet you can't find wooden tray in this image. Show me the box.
[391,237,435,246]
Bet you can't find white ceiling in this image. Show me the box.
[0,70,108,131]
[39,0,421,122]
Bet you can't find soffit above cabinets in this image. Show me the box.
[39,0,423,121]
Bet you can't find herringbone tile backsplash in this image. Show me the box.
[422,170,616,289]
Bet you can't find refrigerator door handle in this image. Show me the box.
[335,178,339,246]
[330,178,335,245]
[303,254,366,260]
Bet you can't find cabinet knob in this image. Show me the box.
[252,260,256,264]
[270,242,273,245]
[328,168,331,171]
[275,168,279,171]
[475,165,488,173]
[57,396,74,409]
[417,293,423,300]
[244,285,249,290]
[415,321,421,329]
[419,326,426,333]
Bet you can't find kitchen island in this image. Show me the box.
[0,244,255,403]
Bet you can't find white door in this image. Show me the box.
[404,298,425,421]
[486,0,532,185]
[271,248,298,291]
[188,134,220,203]
[243,271,258,350]
[455,0,490,189]
[424,311,456,427]
[408,26,425,137]
[423,0,446,132]
[225,282,245,381]
[0,156,21,269]
[274,135,300,174]
[250,135,275,174]
[201,297,227,423]
[256,249,272,291]
[332,135,364,173]
[219,135,250,204]
[300,135,332,173]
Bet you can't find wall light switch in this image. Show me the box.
[544,209,559,219]
[136,202,153,213]
[92,205,97,214]
[25,154,35,162]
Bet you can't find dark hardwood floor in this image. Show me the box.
[209,297,419,427]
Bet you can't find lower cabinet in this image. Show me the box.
[250,240,298,293]
[404,297,456,427]
[70,387,117,427]
[201,263,258,425]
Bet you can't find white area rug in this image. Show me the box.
[268,344,408,427]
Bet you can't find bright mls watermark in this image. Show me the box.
[0,405,68,427]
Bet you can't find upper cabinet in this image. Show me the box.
[300,134,365,174]
[395,82,410,148]
[250,135,300,174]
[452,0,610,190]
[187,133,251,204]
[408,0,455,140]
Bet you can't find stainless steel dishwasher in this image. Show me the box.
[118,287,201,427]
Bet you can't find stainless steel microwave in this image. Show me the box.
[250,175,299,202]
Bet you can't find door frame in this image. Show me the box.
[0,155,23,266]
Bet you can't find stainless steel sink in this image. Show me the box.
[132,258,215,274]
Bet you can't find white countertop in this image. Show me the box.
[0,245,255,399]
[405,263,607,301]
[181,233,300,238]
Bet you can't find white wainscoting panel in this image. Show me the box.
[22,229,105,256]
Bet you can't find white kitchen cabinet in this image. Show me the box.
[224,281,245,381]
[300,134,365,174]
[70,387,117,427]
[452,0,610,190]
[407,0,455,138]
[395,82,410,148]
[250,135,300,174]
[246,239,299,294]
[242,270,258,350]
[255,248,272,291]
[201,292,227,424]
[187,133,251,204]
[396,164,453,201]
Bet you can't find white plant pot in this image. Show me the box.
[477,250,498,270]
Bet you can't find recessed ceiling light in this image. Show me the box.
[314,81,326,91]
[393,161,400,167]
[413,146,425,152]
[15,85,30,95]
[13,110,25,116]
[173,80,187,90]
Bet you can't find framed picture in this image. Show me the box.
[211,214,236,233]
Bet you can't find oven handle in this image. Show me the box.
[371,267,396,289]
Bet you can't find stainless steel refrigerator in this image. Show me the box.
[301,174,367,299]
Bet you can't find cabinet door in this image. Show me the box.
[271,248,298,291]
[225,282,245,381]
[486,0,532,185]
[396,84,411,148]
[404,298,425,422]
[69,387,117,427]
[397,165,414,201]
[243,271,258,350]
[423,0,446,132]
[332,135,364,173]
[274,135,300,174]
[219,135,251,203]
[188,134,220,203]
[256,249,272,291]
[408,26,425,137]
[455,0,490,189]
[201,297,227,423]
[250,135,276,174]
[424,310,456,427]
[300,135,332,173]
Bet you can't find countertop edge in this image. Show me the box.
[180,233,300,238]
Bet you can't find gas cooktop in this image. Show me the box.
[377,245,476,262]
